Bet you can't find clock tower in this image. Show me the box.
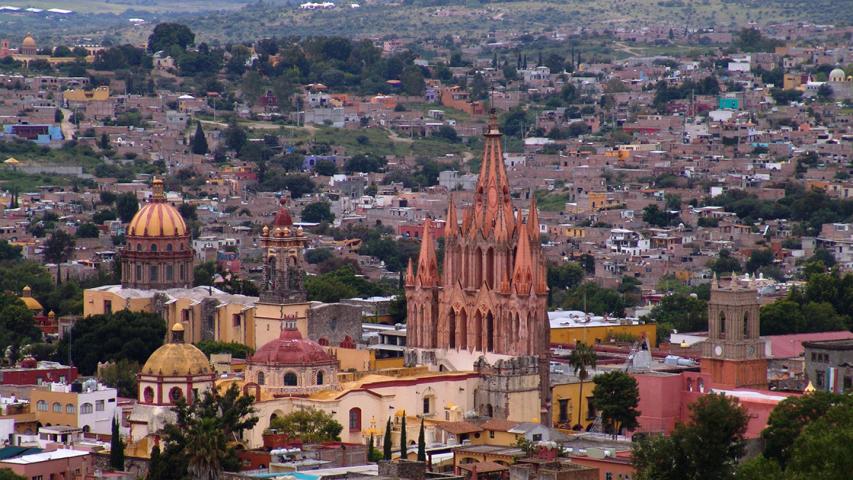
[700,273,767,389]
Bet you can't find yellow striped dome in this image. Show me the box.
[126,179,188,238]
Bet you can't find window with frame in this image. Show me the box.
[150,265,159,282]
[349,407,362,432]
[80,403,93,414]
[169,387,183,403]
[96,400,105,411]
[52,402,61,413]
[558,399,569,424]
[66,404,75,414]
[532,433,542,441]
[37,400,47,411]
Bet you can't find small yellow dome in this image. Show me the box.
[20,286,42,312]
[142,343,211,376]
[171,323,185,332]
[22,35,36,48]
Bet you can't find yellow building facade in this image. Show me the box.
[550,322,657,347]
[551,380,595,431]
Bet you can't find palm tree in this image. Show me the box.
[43,230,75,286]
[568,341,597,430]
[186,416,225,480]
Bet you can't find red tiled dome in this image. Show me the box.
[273,200,293,227]
[250,329,336,366]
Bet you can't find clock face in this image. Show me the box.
[714,345,723,357]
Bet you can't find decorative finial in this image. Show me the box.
[152,177,165,202]
[487,108,499,134]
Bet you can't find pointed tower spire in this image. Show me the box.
[405,258,415,287]
[512,221,533,295]
[444,195,458,238]
[416,218,439,287]
[527,195,540,243]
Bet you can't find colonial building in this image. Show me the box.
[84,189,361,350]
[700,274,767,389]
[121,177,194,290]
[405,113,551,424]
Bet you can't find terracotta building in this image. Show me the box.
[405,113,551,424]
[405,114,549,357]
[121,178,194,290]
[700,274,768,389]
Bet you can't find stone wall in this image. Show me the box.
[308,302,363,346]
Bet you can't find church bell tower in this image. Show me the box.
[701,273,767,389]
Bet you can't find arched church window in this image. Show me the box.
[257,371,265,385]
[284,372,298,386]
[169,387,183,403]
[144,387,154,403]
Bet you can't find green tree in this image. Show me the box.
[399,413,407,458]
[734,455,783,480]
[98,359,140,398]
[192,122,208,155]
[0,470,26,480]
[761,391,844,468]
[568,341,597,429]
[147,444,163,480]
[417,417,426,461]
[759,300,805,335]
[161,384,258,480]
[269,408,343,442]
[591,371,640,436]
[148,23,195,53]
[110,416,125,470]
[194,340,254,359]
[43,230,75,286]
[644,292,708,342]
[400,65,425,96]
[746,249,774,273]
[224,121,247,152]
[383,417,392,460]
[345,154,386,174]
[76,223,100,238]
[785,398,853,480]
[708,249,742,274]
[57,310,166,375]
[368,434,381,462]
[0,295,40,363]
[633,393,749,480]
[313,159,337,176]
[115,193,139,223]
[0,240,22,261]
[301,201,335,223]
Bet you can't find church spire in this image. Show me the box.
[512,221,533,295]
[416,218,439,287]
[405,258,415,287]
[527,195,540,242]
[445,195,458,238]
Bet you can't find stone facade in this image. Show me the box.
[474,356,544,423]
[701,274,767,389]
[259,201,308,304]
[307,302,363,346]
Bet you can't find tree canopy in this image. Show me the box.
[268,407,342,443]
[633,393,749,480]
[57,310,166,375]
[591,371,640,435]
